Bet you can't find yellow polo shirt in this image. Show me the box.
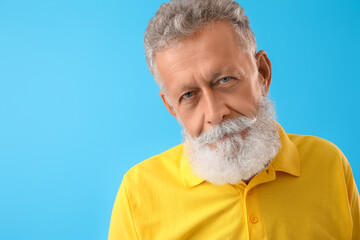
[108,124,360,239]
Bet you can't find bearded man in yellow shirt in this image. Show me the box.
[108,0,360,239]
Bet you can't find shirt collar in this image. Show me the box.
[180,152,205,187]
[180,122,300,188]
[271,123,300,177]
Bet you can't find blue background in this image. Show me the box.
[0,0,359,239]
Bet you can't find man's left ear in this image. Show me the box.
[255,50,272,97]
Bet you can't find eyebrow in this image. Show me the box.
[175,67,245,96]
[209,71,223,84]
[209,67,245,83]
[176,84,197,97]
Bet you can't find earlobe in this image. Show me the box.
[255,50,272,97]
[160,91,178,119]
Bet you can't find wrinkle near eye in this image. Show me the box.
[178,91,194,104]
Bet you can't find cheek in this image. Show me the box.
[226,84,261,117]
[178,109,203,137]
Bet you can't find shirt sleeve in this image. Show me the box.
[108,177,139,240]
[342,154,360,240]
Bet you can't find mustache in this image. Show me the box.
[184,116,257,145]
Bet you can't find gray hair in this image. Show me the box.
[144,0,257,91]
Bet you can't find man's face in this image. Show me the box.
[156,21,271,138]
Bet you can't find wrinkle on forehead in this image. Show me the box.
[155,21,257,96]
[157,49,252,89]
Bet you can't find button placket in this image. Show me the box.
[244,188,264,240]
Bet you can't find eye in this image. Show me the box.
[178,90,197,104]
[220,76,232,83]
[181,91,194,99]
[214,76,239,89]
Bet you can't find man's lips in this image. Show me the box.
[208,133,236,149]
[218,128,249,141]
[241,128,249,139]
[219,133,234,141]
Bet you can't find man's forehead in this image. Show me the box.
[156,24,248,69]
[156,21,242,58]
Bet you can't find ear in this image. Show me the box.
[255,50,272,97]
[160,91,178,119]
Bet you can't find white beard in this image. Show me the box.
[182,97,281,185]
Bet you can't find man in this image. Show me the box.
[109,0,360,239]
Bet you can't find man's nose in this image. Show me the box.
[203,91,230,126]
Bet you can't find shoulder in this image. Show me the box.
[122,144,185,187]
[287,133,342,158]
[287,133,349,173]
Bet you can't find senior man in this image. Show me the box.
[108,0,360,239]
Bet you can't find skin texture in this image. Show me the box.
[156,21,272,138]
